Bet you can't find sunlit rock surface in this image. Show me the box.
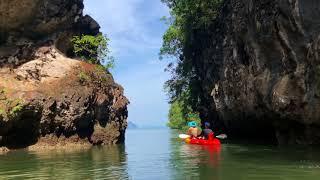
[0,0,128,149]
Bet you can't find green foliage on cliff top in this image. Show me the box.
[160,0,222,58]
[71,34,115,69]
[161,0,223,107]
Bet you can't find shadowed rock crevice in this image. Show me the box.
[0,105,42,149]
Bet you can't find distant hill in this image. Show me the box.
[127,122,138,129]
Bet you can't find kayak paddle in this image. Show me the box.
[216,134,228,139]
[178,134,190,139]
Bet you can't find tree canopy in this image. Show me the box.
[71,34,115,69]
[161,0,223,129]
[167,91,202,131]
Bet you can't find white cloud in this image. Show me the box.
[84,0,171,127]
[84,0,169,57]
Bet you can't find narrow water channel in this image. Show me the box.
[1,128,320,179]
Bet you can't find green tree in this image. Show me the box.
[167,90,202,131]
[167,100,185,129]
[71,34,115,69]
[161,0,223,117]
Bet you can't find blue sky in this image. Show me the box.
[84,0,171,127]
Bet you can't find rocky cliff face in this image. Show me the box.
[0,0,128,149]
[194,0,320,145]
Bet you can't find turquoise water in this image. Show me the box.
[1,129,320,179]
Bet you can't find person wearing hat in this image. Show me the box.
[202,122,214,139]
[187,121,202,138]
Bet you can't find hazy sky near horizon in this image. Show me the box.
[84,0,171,127]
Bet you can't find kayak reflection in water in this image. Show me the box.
[187,121,202,138]
[202,144,221,168]
[180,141,221,169]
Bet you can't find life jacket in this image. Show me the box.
[208,132,215,140]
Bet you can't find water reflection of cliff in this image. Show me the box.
[0,146,129,179]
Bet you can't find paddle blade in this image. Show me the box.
[179,134,190,139]
[216,134,228,139]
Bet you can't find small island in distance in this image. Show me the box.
[127,122,138,129]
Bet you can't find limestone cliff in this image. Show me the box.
[193,0,320,145]
[0,0,128,149]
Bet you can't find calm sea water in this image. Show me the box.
[1,128,320,180]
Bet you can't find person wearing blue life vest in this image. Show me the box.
[187,121,201,138]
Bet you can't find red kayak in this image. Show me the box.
[185,133,221,146]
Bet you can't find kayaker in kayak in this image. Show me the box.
[187,121,201,138]
[202,122,213,139]
[184,121,221,146]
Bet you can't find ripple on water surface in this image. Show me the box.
[1,129,320,180]
[0,146,129,180]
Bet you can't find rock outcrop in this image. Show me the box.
[194,0,320,145]
[0,0,128,149]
